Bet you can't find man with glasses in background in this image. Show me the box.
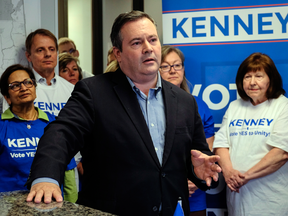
[58,37,94,79]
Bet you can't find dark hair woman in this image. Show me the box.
[0,64,55,192]
[214,53,288,215]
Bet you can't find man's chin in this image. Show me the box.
[42,66,56,72]
[143,70,158,77]
[143,65,159,74]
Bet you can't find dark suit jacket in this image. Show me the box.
[27,68,212,216]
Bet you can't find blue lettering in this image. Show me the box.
[275,12,288,33]
[258,13,273,34]
[225,119,273,127]
[211,15,229,36]
[45,103,52,111]
[234,14,253,35]
[244,119,250,126]
[229,120,236,127]
[53,103,60,111]
[230,132,238,136]
[168,10,287,41]
[259,119,265,126]
[239,131,247,135]
[267,119,273,126]
[38,102,44,110]
[250,119,259,126]
[173,18,189,38]
[236,119,243,126]
[192,17,206,37]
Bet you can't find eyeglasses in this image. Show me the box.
[68,48,76,54]
[159,63,183,72]
[8,78,35,91]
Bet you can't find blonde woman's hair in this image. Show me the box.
[58,37,77,49]
[104,60,119,73]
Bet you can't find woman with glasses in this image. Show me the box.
[0,64,78,201]
[0,64,56,192]
[160,45,214,216]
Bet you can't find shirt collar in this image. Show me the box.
[126,71,162,94]
[1,107,50,121]
[33,68,57,85]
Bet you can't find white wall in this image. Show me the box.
[144,0,163,44]
[102,0,133,69]
[41,0,58,37]
[68,0,92,74]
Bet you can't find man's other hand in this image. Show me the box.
[191,150,222,187]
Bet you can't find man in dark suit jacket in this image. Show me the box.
[26,11,221,216]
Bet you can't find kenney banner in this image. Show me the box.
[162,1,288,215]
[162,0,288,129]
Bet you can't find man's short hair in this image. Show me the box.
[110,10,156,52]
[58,37,77,50]
[25,29,58,55]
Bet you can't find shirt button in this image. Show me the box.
[151,123,154,127]
[155,147,158,151]
[162,172,166,177]
[152,206,158,212]
[148,101,150,104]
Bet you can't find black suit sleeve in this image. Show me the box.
[26,80,95,188]
[187,96,214,191]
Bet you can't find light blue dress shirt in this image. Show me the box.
[126,72,166,165]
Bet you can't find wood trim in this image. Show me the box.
[91,0,103,75]
[58,0,68,38]
[133,0,144,11]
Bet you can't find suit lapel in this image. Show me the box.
[112,70,161,168]
[162,80,178,166]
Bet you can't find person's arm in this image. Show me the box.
[26,80,95,202]
[206,136,214,151]
[241,100,288,184]
[214,148,244,192]
[242,147,288,184]
[77,162,84,175]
